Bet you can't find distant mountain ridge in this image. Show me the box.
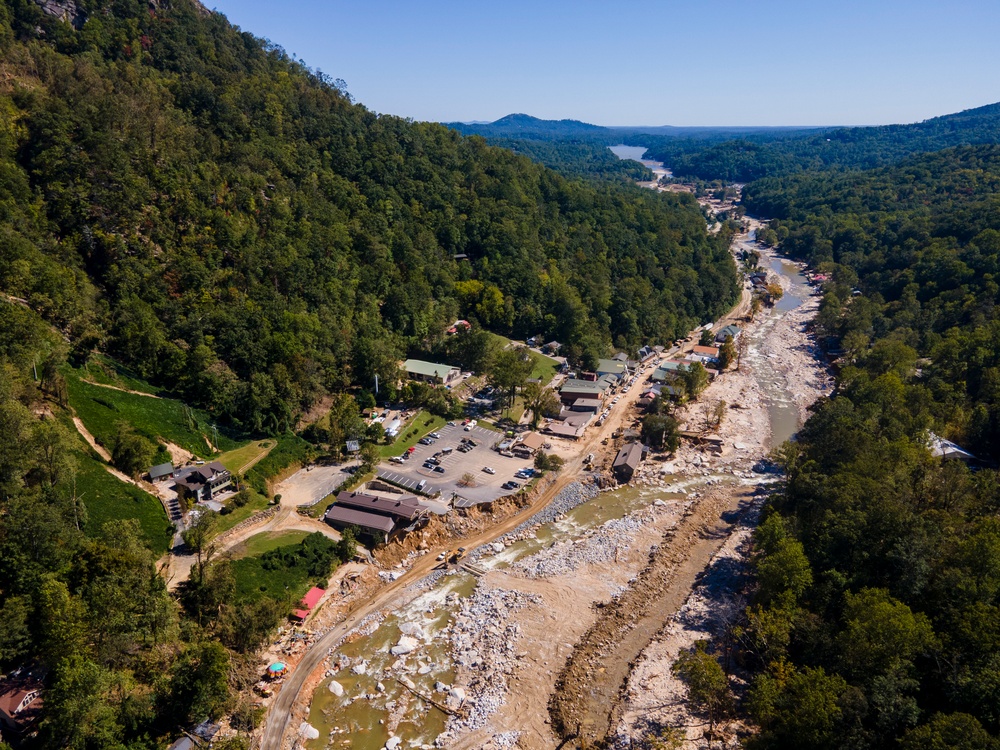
[445,113,611,138]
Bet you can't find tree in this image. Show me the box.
[673,640,732,747]
[534,452,564,473]
[40,655,124,750]
[459,471,476,487]
[711,400,727,429]
[750,296,763,322]
[488,347,534,411]
[522,381,561,429]
[899,713,1000,750]
[31,417,76,488]
[682,362,710,399]
[168,641,231,723]
[110,421,156,479]
[359,442,381,473]
[765,282,784,306]
[182,510,219,583]
[699,329,715,346]
[718,335,736,370]
[642,413,680,452]
[748,666,849,750]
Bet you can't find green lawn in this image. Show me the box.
[74,449,173,555]
[218,440,275,474]
[379,410,446,457]
[230,554,314,604]
[528,351,560,384]
[213,489,271,536]
[230,530,312,560]
[65,367,245,457]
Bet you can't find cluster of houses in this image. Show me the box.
[544,349,661,439]
[324,486,429,545]
[646,325,741,399]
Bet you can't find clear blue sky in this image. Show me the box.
[208,0,1000,127]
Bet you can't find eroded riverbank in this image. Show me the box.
[290,232,829,750]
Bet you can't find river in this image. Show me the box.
[300,239,814,749]
[609,143,673,182]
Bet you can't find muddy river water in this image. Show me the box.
[304,246,811,750]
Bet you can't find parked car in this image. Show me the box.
[501,481,521,490]
[483,466,496,474]
[464,420,477,431]
[389,456,405,464]
[433,466,446,474]
[440,447,454,454]
[418,437,434,446]
[457,445,472,453]
[429,432,442,439]
[423,461,435,469]
[426,458,440,466]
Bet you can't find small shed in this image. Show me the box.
[148,462,174,482]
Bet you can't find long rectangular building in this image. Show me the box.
[324,505,395,542]
[335,491,424,521]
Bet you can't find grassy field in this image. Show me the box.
[379,410,446,457]
[528,351,560,384]
[218,440,275,474]
[65,367,244,457]
[230,554,313,603]
[229,534,337,603]
[229,530,312,560]
[74,449,173,555]
[80,354,164,395]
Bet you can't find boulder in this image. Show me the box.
[390,635,420,655]
[328,680,344,697]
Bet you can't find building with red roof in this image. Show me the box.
[291,586,326,622]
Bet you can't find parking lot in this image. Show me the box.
[376,423,536,506]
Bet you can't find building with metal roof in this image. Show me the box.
[334,491,424,521]
[402,359,460,384]
[324,505,395,543]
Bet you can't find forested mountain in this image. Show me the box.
[0,0,746,746]
[638,102,1000,182]
[738,145,1000,749]
[0,0,738,434]
[444,113,611,139]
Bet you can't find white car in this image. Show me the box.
[482,466,496,474]
[464,419,477,431]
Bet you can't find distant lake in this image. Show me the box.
[609,144,647,161]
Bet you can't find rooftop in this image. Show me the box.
[613,442,644,470]
[335,491,424,521]
[403,359,459,379]
[324,505,395,534]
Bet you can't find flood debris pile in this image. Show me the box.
[437,584,542,743]
[512,503,681,579]
[468,482,601,563]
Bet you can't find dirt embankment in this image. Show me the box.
[547,487,755,747]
